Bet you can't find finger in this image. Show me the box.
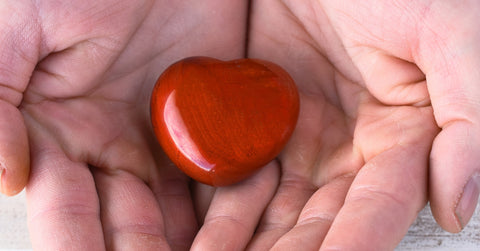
[349,49,429,106]
[0,2,40,196]
[247,168,317,250]
[270,175,353,250]
[414,2,480,232]
[191,181,216,224]
[93,169,171,250]
[430,123,480,232]
[149,160,198,250]
[320,143,431,250]
[0,103,29,195]
[191,161,280,251]
[26,142,104,250]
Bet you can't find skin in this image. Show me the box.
[1,0,480,250]
[1,0,247,250]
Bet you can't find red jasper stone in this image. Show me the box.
[151,57,299,186]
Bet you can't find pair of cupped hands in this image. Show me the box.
[2,0,480,250]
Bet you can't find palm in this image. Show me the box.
[5,0,247,249]
[249,1,442,249]
[245,0,480,249]
[193,1,440,250]
[4,0,478,250]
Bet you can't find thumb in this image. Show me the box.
[0,2,41,195]
[0,102,29,196]
[416,2,480,232]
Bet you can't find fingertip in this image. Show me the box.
[192,160,280,251]
[431,174,480,233]
[429,122,480,233]
[0,167,5,195]
[0,104,30,196]
[454,174,480,230]
[0,161,29,196]
[0,136,30,196]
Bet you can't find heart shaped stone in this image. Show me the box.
[151,57,299,186]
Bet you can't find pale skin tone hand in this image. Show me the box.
[0,0,248,250]
[2,0,480,250]
[192,0,480,250]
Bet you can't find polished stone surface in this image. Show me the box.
[151,57,299,186]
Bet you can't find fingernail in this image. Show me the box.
[455,175,480,229]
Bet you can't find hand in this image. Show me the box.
[0,0,247,249]
[192,1,480,250]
